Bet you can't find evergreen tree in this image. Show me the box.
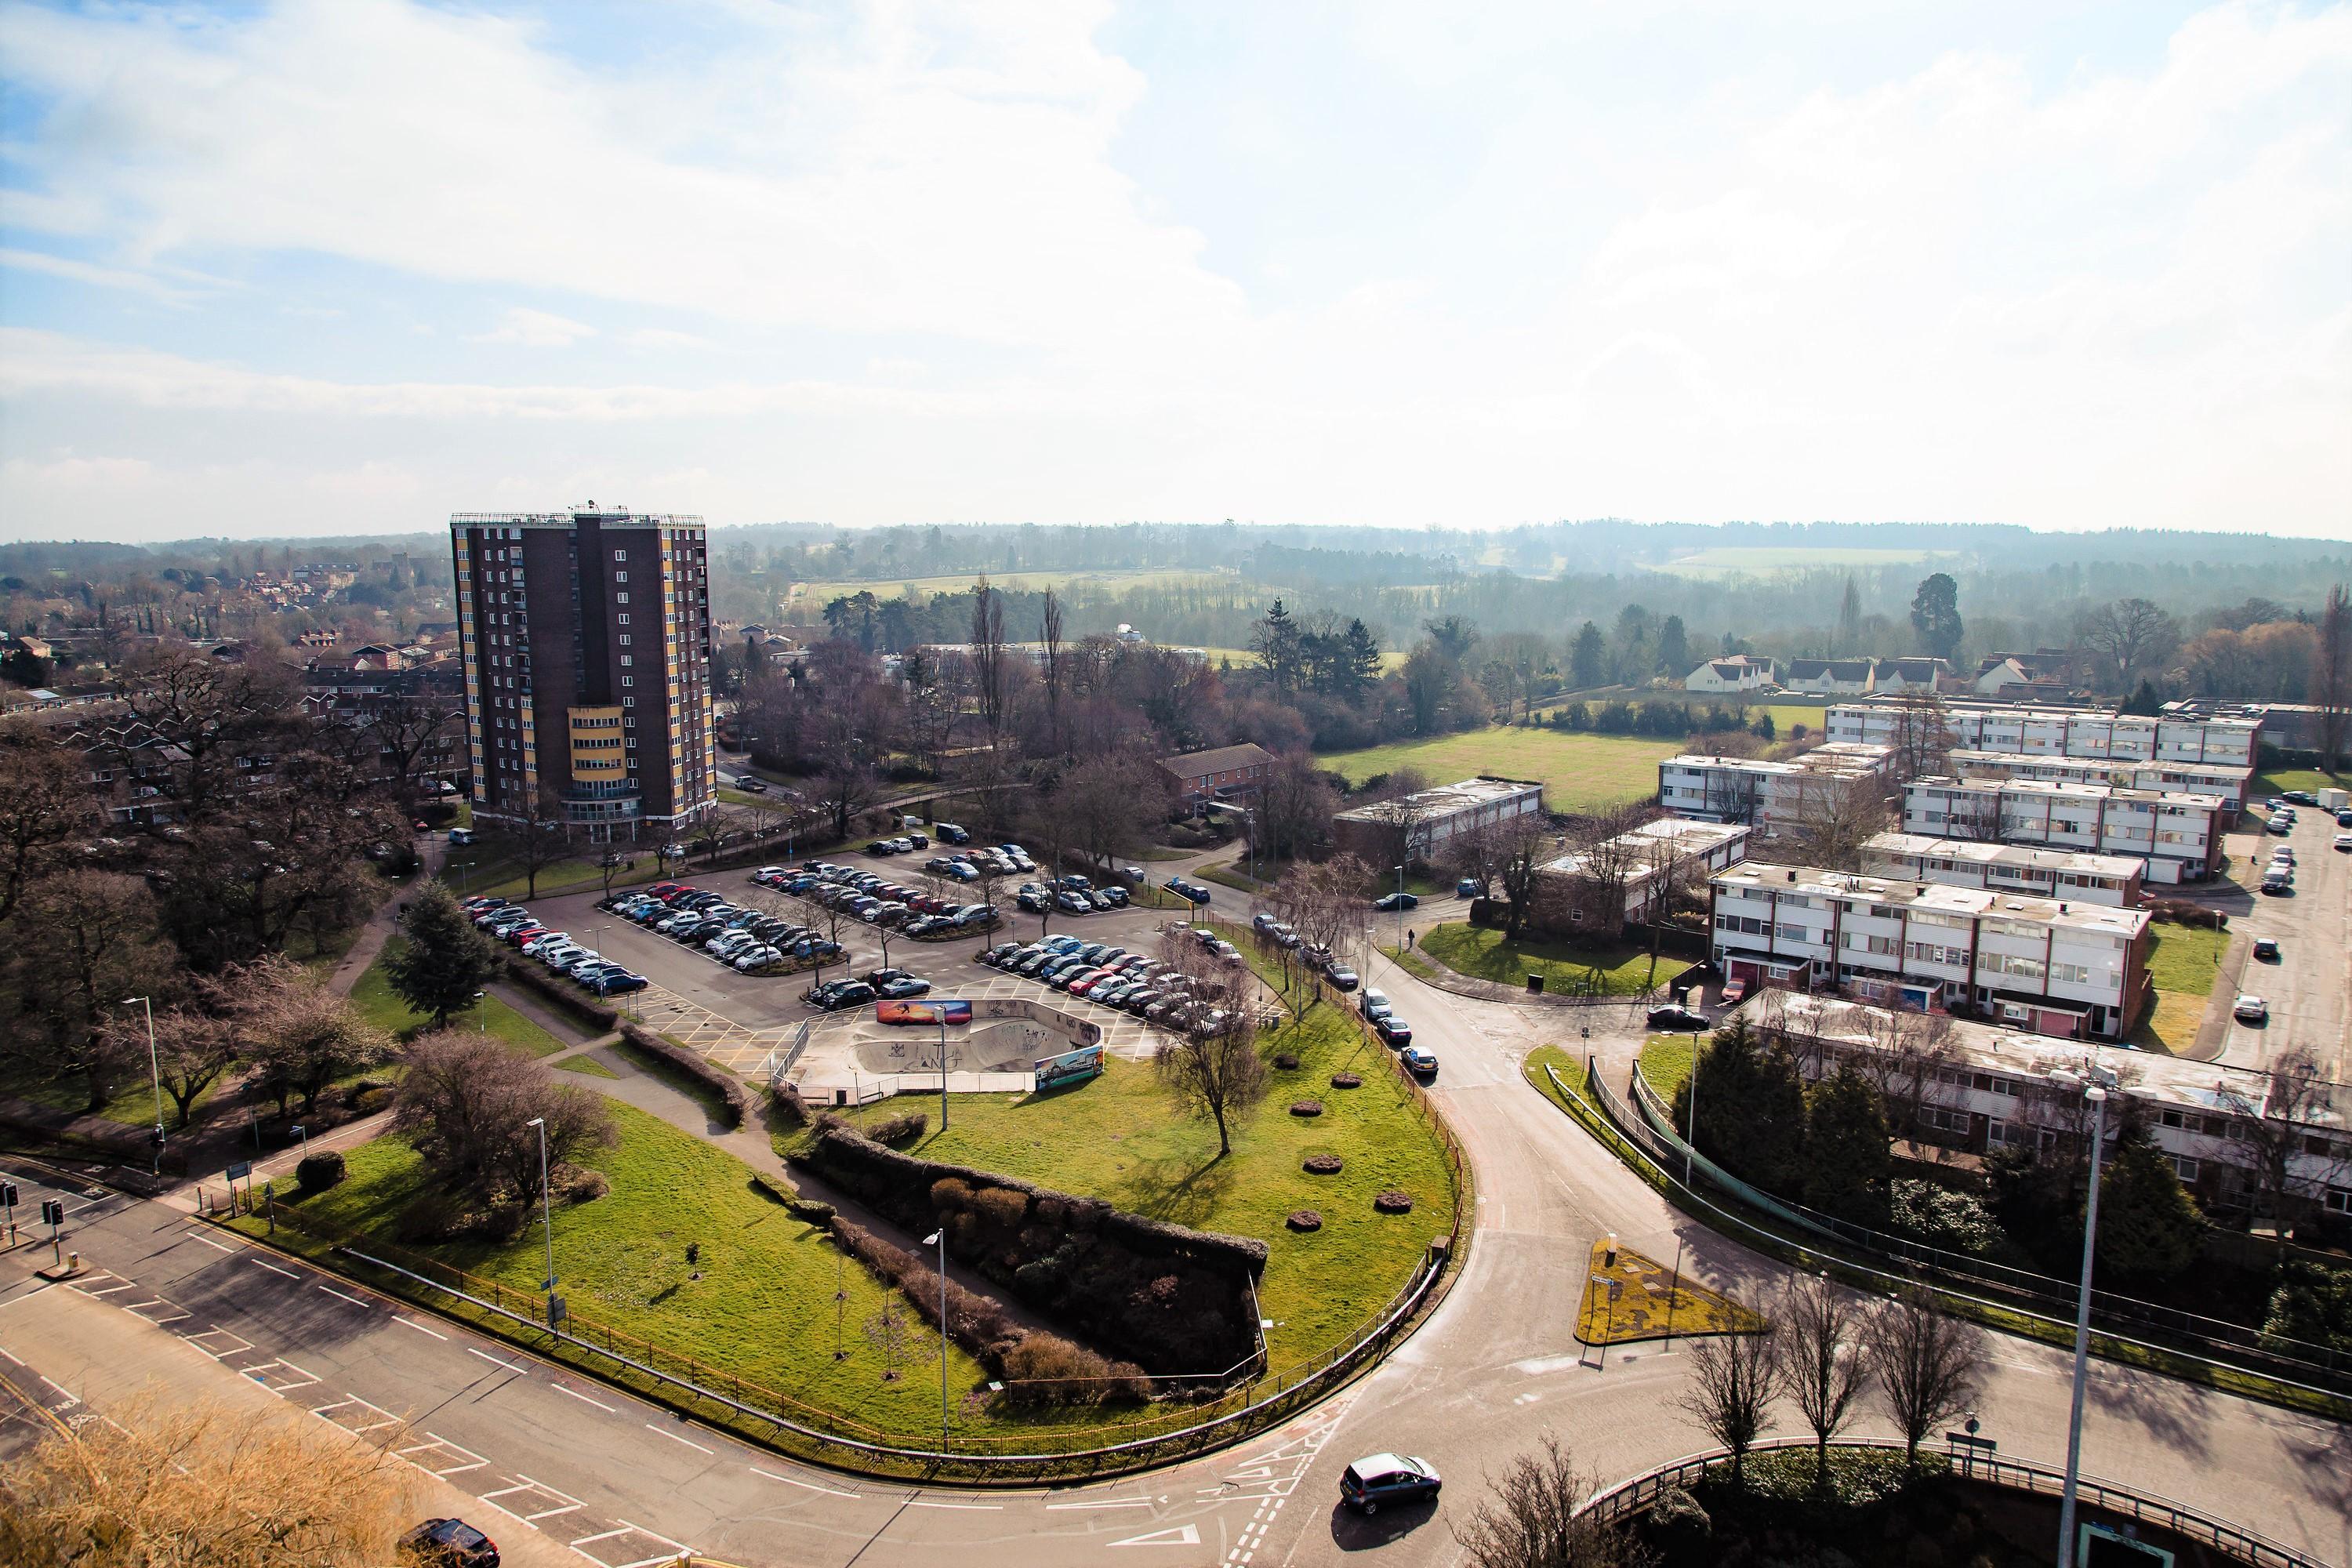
[384,880,501,1029]
[1803,1065,1892,1227]
[1837,575,1863,655]
[1910,573,1965,660]
[1570,621,1606,689]
[1656,615,1689,678]
[2121,678,2164,717]
[1249,599,1303,694]
[1673,1021,1807,1196]
[2095,1127,2205,1284]
[1339,618,1382,699]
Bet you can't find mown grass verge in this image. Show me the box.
[1420,922,1664,996]
[350,938,567,1055]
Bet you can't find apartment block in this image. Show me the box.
[1858,831,2142,908]
[1744,993,2350,1218]
[1333,776,1544,861]
[1826,702,2260,767]
[451,505,717,838]
[1945,748,2252,815]
[1530,818,1751,932]
[1708,859,2151,1040]
[1902,776,2224,885]
[1657,744,1895,836]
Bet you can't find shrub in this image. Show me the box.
[869,1109,929,1145]
[560,1167,609,1203]
[294,1149,347,1194]
[1374,1190,1414,1214]
[996,1331,1148,1408]
[1303,1154,1344,1174]
[972,1185,1029,1228]
[339,1080,388,1109]
[786,1197,837,1225]
[931,1176,974,1211]
[616,1024,749,1129]
[1287,1210,1323,1232]
[1889,1179,2002,1256]
[347,1084,394,1116]
[829,1215,1023,1367]
[1290,1101,1324,1117]
[1329,1073,1362,1089]
[768,1082,810,1127]
[1273,1052,1301,1070]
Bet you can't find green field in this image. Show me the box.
[238,1102,993,1442]
[2144,924,2229,996]
[350,938,567,1055]
[1318,727,1673,813]
[1418,922,1666,996]
[822,1004,1454,1373]
[1646,546,1959,579]
[786,568,1229,609]
[2251,768,2342,800]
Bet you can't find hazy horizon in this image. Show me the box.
[4,1,2349,544]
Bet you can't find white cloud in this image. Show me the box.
[468,307,598,347]
[0,247,194,303]
[625,328,714,351]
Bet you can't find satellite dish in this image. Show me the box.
[1117,623,1132,635]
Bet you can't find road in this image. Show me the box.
[2213,807,2352,1080]
[6,843,2346,1566]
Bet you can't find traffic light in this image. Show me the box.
[41,1199,64,1227]
[0,1181,17,1209]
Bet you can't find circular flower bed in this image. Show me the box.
[1303,1154,1345,1174]
[1273,1051,1301,1070]
[1287,1210,1323,1232]
[1373,1190,1414,1214]
[1290,1100,1324,1118]
[1329,1073,1363,1089]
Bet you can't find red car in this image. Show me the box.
[503,924,547,948]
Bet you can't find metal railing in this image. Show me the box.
[1581,1436,2325,1567]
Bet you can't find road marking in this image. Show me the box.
[1045,1497,1153,1509]
[750,1465,857,1497]
[79,1281,137,1297]
[468,1347,533,1376]
[1109,1523,1201,1546]
[246,1258,299,1279]
[390,1316,448,1340]
[645,1422,713,1454]
[240,1357,322,1396]
[0,1341,20,1364]
[40,1374,78,1406]
[551,1381,617,1412]
[397,1432,488,1476]
[181,1326,256,1359]
[181,1229,237,1253]
[311,1395,403,1434]
[316,1284,372,1308]
[906,1499,1000,1510]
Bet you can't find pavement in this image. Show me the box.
[2202,808,2352,1080]
[2,828,2345,1566]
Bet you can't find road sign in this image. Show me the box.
[225,1161,252,1181]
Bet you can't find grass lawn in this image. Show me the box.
[1523,1045,1586,1105]
[2251,768,2341,800]
[1576,1239,1762,1345]
[2,1065,230,1132]
[557,1054,619,1078]
[2145,924,2229,996]
[236,1102,992,1441]
[1419,921,1665,997]
[350,938,568,1056]
[2129,989,2206,1055]
[788,568,1229,608]
[818,1005,1454,1374]
[1636,1034,1698,1104]
[1319,728,1673,814]
[1192,645,1410,674]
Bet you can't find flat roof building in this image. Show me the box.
[1901,775,2226,885]
[1657,745,1895,837]
[1946,748,2252,815]
[1859,831,2143,908]
[1709,859,2152,1040]
[451,505,717,837]
[1827,702,2260,767]
[1530,818,1751,932]
[1333,775,1544,862]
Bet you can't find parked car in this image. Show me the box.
[866,840,900,855]
[1373,891,1419,912]
[1327,966,1360,991]
[2336,833,2352,852]
[1372,1014,1414,1048]
[400,1518,500,1566]
[2284,789,2319,806]
[1164,877,1213,905]
[2233,994,2269,1023]
[1399,1045,1438,1076]
[446,827,477,848]
[935,822,971,844]
[877,975,931,999]
[1338,1454,1440,1515]
[1646,1005,1709,1031]
[807,979,878,1011]
[731,947,782,972]
[1055,889,1092,913]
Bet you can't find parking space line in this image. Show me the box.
[40,1374,78,1406]
[181,1326,256,1359]
[181,1229,238,1253]
[310,1394,403,1434]
[396,1431,488,1476]
[906,1500,1001,1510]
[750,1464,857,1497]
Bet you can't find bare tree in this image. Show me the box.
[1450,1433,1651,1568]
[1152,929,1265,1156]
[1779,1273,1869,1490]
[99,1004,238,1131]
[1493,815,1558,940]
[969,576,1008,746]
[1882,691,1956,782]
[0,726,100,924]
[1853,1007,1958,1145]
[2221,1049,2346,1241]
[815,760,879,842]
[1862,1283,1985,1465]
[1257,749,1338,866]
[1784,772,1889,872]
[1674,1318,1781,1482]
[1039,587,1065,759]
[1356,766,1436,871]
[234,954,394,1117]
[392,1029,617,1210]
[1547,803,1653,938]
[510,782,572,899]
[2078,597,2183,693]
[2317,583,2350,775]
[0,1390,415,1567]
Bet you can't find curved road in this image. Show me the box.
[5,873,2346,1566]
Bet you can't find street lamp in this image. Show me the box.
[2056,1080,2111,1568]
[921,1229,949,1450]
[526,1116,556,1294]
[122,996,162,1174]
[452,861,474,898]
[291,1123,308,1156]
[1392,863,1406,953]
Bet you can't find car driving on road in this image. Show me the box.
[2233,994,2269,1023]
[1338,1453,1440,1515]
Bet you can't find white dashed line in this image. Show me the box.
[750,1465,857,1497]
[247,1258,299,1279]
[645,1423,713,1454]
[0,1342,21,1365]
[552,1382,618,1412]
[316,1284,372,1308]
[182,1229,237,1253]
[906,1500,1000,1510]
[391,1316,448,1340]
[467,1347,533,1376]
[1044,1497,1152,1509]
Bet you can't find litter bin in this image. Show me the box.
[1526,974,1544,996]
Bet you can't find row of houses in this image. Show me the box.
[1900,775,2225,885]
[1943,748,2252,815]
[1825,701,2262,768]
[1736,991,2349,1223]
[1685,655,1950,697]
[1655,744,1896,837]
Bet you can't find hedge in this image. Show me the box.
[616,1023,750,1130]
[794,1123,1265,1375]
[499,958,622,1032]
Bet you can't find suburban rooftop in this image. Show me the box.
[1862,832,2145,880]
[1715,860,2152,937]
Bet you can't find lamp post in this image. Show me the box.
[291,1123,308,1156]
[2056,1082,2110,1568]
[1392,863,1406,953]
[122,996,162,1174]
[526,1116,556,1295]
[938,1011,950,1133]
[1684,1033,1701,1189]
[452,861,474,899]
[921,1228,949,1450]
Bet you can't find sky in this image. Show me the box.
[1,0,2347,543]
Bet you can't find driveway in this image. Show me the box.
[2209,808,2352,1080]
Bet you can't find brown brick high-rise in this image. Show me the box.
[450,505,717,840]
